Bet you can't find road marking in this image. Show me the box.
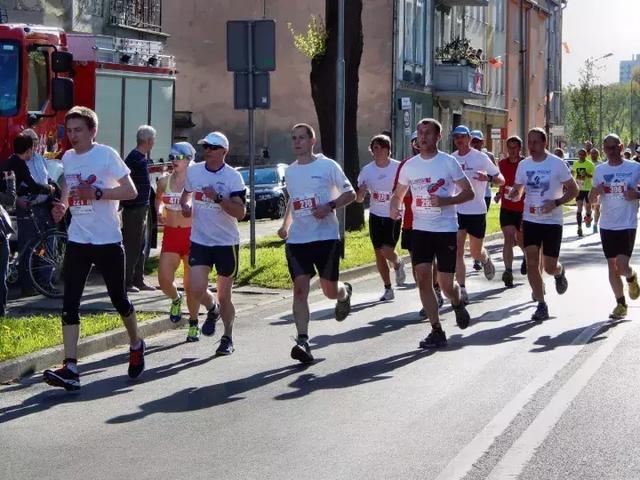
[486,319,633,479]
[435,320,610,480]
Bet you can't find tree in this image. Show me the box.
[566,58,598,144]
[289,1,365,231]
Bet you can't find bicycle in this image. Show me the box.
[7,210,67,298]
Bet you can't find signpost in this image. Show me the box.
[336,0,346,257]
[227,20,275,267]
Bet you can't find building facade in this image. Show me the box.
[620,54,640,84]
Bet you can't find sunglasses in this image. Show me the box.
[202,144,224,151]
[169,154,191,161]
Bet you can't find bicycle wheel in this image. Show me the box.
[27,230,67,298]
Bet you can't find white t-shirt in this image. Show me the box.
[593,160,640,230]
[398,151,467,233]
[453,149,500,215]
[184,162,246,246]
[62,144,130,245]
[515,154,573,225]
[357,159,400,218]
[285,154,354,244]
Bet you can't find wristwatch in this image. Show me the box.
[214,193,224,204]
[94,187,103,200]
[487,174,494,184]
[328,200,337,210]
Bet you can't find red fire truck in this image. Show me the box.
[0,22,176,252]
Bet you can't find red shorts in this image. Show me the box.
[161,226,191,257]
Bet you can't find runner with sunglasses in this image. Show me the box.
[156,142,207,342]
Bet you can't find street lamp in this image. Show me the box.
[593,53,613,146]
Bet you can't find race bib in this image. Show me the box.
[194,191,221,210]
[162,193,182,210]
[604,181,627,198]
[528,204,552,217]
[66,174,94,215]
[372,191,391,203]
[292,196,318,217]
[414,196,441,215]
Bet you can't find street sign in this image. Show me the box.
[234,72,270,109]
[491,128,502,140]
[550,125,565,136]
[401,97,412,110]
[227,20,276,72]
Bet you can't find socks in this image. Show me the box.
[626,270,636,282]
[189,318,198,326]
[384,283,392,290]
[617,296,627,307]
[576,212,582,227]
[298,334,309,343]
[64,358,78,374]
[130,339,143,351]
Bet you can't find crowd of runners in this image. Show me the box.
[41,106,639,391]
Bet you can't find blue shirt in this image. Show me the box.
[121,149,151,208]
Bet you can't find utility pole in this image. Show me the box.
[336,0,346,255]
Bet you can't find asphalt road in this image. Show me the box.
[2,219,639,480]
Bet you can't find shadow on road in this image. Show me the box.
[270,298,386,325]
[446,318,544,350]
[530,319,628,353]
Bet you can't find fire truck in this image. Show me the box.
[0,21,177,252]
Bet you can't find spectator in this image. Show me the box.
[121,125,156,292]
[0,171,16,316]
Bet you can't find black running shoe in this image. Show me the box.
[554,265,568,294]
[291,339,314,364]
[531,302,549,321]
[419,326,447,348]
[128,340,146,379]
[201,303,220,336]
[577,227,583,238]
[43,364,80,392]
[502,269,514,288]
[215,335,234,356]
[473,260,482,271]
[335,282,352,322]
[520,259,527,275]
[453,302,471,329]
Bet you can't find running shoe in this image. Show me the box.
[453,302,471,329]
[482,257,496,281]
[419,326,447,348]
[472,260,482,271]
[460,286,470,305]
[520,259,527,275]
[291,338,314,364]
[531,302,549,321]
[609,303,628,320]
[128,340,146,379]
[577,227,583,238]
[395,262,406,286]
[201,303,220,336]
[502,269,514,288]
[379,287,395,302]
[554,265,568,295]
[419,308,427,319]
[627,272,640,300]
[169,293,183,323]
[584,215,592,228]
[335,282,352,322]
[215,336,234,356]
[43,363,80,392]
[434,286,444,308]
[186,320,200,343]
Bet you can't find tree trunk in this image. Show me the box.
[310,0,364,231]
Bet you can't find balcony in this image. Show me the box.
[110,0,162,33]
[437,0,489,6]
[432,64,486,100]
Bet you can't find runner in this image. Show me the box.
[356,134,405,301]
[393,131,444,314]
[277,123,356,364]
[572,148,595,237]
[496,135,527,287]
[180,131,246,356]
[391,118,473,348]
[505,127,578,320]
[156,142,204,342]
[588,134,640,319]
[589,147,602,233]
[471,131,495,272]
[44,106,144,391]
[452,125,505,304]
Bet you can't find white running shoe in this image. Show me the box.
[395,262,406,286]
[379,288,395,301]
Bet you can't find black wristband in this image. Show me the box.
[328,200,337,210]
[554,199,561,207]
[214,193,223,204]
[94,187,103,200]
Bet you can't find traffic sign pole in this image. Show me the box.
[247,23,256,268]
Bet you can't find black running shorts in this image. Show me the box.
[285,239,341,281]
[401,228,413,251]
[188,242,239,278]
[369,213,401,249]
[500,208,523,230]
[410,230,457,273]
[576,190,590,202]
[457,213,487,239]
[600,228,636,258]
[522,221,563,258]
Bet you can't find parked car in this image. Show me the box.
[238,164,289,220]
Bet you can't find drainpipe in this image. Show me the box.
[519,0,527,141]
[391,0,398,157]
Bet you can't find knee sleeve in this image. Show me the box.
[116,300,135,319]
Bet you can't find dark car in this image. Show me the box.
[238,164,288,220]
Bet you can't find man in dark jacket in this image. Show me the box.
[121,125,156,292]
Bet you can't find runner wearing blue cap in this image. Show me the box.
[452,125,505,304]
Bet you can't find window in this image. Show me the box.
[415,0,425,67]
[0,41,19,117]
[403,0,431,85]
[27,50,48,113]
[404,0,415,63]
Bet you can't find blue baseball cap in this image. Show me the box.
[470,130,484,140]
[452,125,470,136]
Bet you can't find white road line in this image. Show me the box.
[435,321,609,480]
[486,319,633,479]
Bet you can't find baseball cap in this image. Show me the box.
[411,130,418,141]
[452,125,470,136]
[624,148,632,154]
[170,142,196,159]
[197,131,229,150]
[470,130,484,141]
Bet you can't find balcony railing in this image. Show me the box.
[110,0,162,33]
[432,63,486,100]
[437,0,489,6]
